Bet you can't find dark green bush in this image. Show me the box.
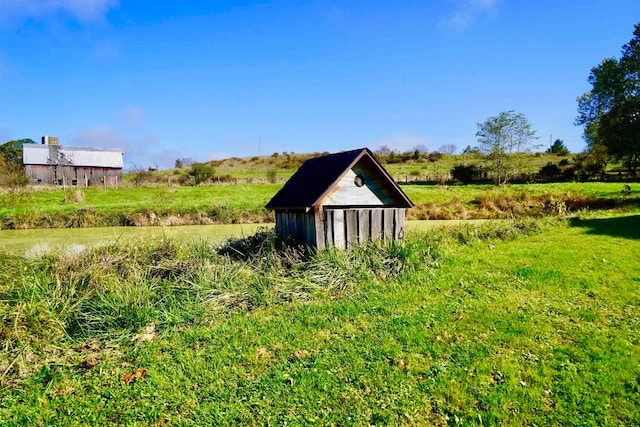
[451,164,483,183]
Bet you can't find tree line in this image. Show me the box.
[577,22,640,176]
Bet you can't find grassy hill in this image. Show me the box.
[141,151,577,185]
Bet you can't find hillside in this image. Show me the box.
[134,151,580,186]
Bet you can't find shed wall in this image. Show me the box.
[275,207,407,249]
[274,210,317,247]
[322,207,405,249]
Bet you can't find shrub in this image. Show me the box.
[130,167,153,187]
[187,163,216,185]
[266,169,278,184]
[428,152,443,162]
[451,164,483,184]
[64,189,85,204]
[538,162,563,182]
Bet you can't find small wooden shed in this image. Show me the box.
[266,148,414,249]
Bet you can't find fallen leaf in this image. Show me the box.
[83,359,98,369]
[122,368,148,384]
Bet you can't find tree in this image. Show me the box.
[376,145,391,155]
[546,139,569,155]
[174,157,193,169]
[438,144,457,154]
[0,139,35,165]
[462,145,481,155]
[476,110,538,184]
[0,139,33,189]
[413,144,429,155]
[577,22,640,174]
[187,163,215,185]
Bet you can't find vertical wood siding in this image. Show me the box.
[275,210,317,247]
[275,207,406,249]
[322,207,405,249]
[25,165,122,186]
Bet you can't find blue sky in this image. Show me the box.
[0,1,638,169]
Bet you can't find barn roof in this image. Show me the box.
[23,145,125,168]
[265,148,413,210]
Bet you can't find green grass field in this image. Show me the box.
[1,212,639,425]
[1,182,638,229]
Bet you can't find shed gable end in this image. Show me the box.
[322,169,386,206]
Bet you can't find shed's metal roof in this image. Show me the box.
[23,145,124,168]
[265,148,413,209]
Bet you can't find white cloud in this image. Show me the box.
[439,0,499,31]
[0,0,119,24]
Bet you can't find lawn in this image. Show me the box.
[1,212,639,425]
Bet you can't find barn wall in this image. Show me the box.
[25,165,55,184]
[25,165,122,186]
[75,167,122,185]
[57,166,76,184]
